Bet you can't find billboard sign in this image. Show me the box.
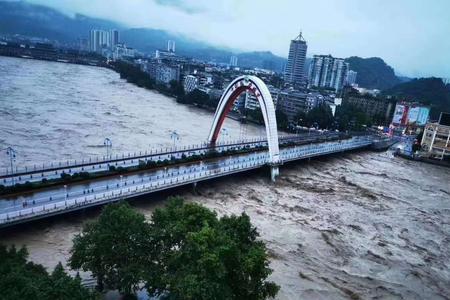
[407,107,420,124]
[392,104,405,125]
[416,107,430,126]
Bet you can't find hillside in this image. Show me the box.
[345,56,400,90]
[0,1,122,42]
[382,77,450,119]
[0,1,286,72]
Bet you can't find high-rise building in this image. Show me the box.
[111,29,119,47]
[346,70,357,86]
[308,55,349,92]
[89,29,100,52]
[284,32,308,88]
[167,40,176,53]
[230,55,238,67]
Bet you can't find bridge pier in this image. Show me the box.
[270,165,279,182]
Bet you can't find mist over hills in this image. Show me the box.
[0,1,286,72]
[2,0,443,100]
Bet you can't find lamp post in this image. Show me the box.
[5,147,17,183]
[64,184,68,206]
[221,128,229,141]
[104,138,112,159]
[170,130,180,147]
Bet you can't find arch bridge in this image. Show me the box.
[207,75,281,181]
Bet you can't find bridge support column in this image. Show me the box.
[270,166,279,182]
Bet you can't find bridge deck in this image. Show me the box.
[0,136,374,227]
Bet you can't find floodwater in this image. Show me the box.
[1,56,450,299]
[0,56,264,170]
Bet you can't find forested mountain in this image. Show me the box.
[0,1,286,72]
[345,56,400,90]
[382,77,450,119]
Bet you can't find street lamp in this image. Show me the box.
[221,128,229,141]
[170,130,180,147]
[104,138,112,159]
[5,147,17,176]
[64,184,68,205]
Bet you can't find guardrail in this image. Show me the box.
[0,136,373,227]
[0,132,339,178]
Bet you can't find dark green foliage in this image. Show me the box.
[295,104,334,129]
[69,198,279,299]
[382,77,450,119]
[111,61,155,90]
[247,108,265,124]
[145,197,280,300]
[70,202,150,296]
[169,80,185,98]
[0,245,93,300]
[335,104,372,131]
[178,89,211,108]
[345,56,400,90]
[276,110,289,129]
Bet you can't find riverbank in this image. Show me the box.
[394,151,450,168]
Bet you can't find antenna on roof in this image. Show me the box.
[295,30,305,42]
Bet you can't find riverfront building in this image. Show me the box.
[184,75,199,93]
[420,114,450,160]
[277,90,308,121]
[343,88,395,125]
[284,32,308,88]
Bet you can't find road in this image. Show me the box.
[0,135,374,226]
[1,132,343,186]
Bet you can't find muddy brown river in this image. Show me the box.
[1,56,449,299]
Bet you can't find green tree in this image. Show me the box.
[335,104,372,131]
[181,89,211,107]
[69,202,150,297]
[169,80,185,98]
[276,110,289,130]
[306,104,334,129]
[0,245,92,300]
[145,197,279,300]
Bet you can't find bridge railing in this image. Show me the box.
[0,132,333,177]
[0,153,270,225]
[0,136,374,226]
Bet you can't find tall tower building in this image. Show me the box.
[284,32,308,88]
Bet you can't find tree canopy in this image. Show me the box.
[295,104,334,129]
[69,199,279,300]
[0,245,93,300]
[69,201,150,296]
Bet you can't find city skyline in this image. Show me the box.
[24,0,450,79]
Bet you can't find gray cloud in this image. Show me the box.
[27,0,450,78]
[154,0,203,14]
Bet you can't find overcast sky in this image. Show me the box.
[29,0,450,78]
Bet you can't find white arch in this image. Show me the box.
[207,75,280,166]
